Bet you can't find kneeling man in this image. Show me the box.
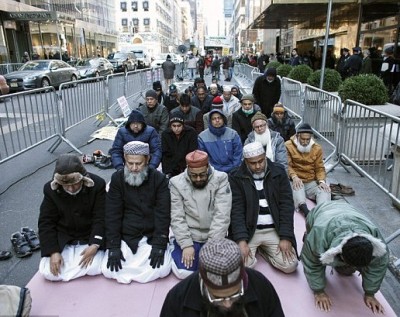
[102,141,172,283]
[229,142,298,273]
[38,154,106,281]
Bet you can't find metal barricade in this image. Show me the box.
[125,70,146,108]
[280,77,303,119]
[303,85,343,163]
[0,87,60,163]
[0,63,24,75]
[48,77,107,154]
[107,72,126,109]
[339,100,400,206]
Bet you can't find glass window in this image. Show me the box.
[132,18,139,26]
[143,1,149,11]
[132,1,138,11]
[144,18,150,26]
[120,2,127,12]
[121,18,128,26]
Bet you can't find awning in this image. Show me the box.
[249,0,399,30]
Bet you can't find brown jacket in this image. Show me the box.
[285,136,326,183]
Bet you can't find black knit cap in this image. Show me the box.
[169,112,184,125]
[342,236,373,267]
[296,123,313,134]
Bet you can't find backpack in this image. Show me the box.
[391,82,400,105]
[0,285,32,317]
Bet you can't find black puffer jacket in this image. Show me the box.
[267,111,296,142]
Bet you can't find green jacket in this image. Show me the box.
[301,201,388,295]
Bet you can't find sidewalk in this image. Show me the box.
[0,71,399,315]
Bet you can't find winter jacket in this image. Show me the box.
[169,166,231,249]
[232,108,257,144]
[222,95,241,127]
[198,110,243,173]
[344,54,363,76]
[160,269,284,317]
[105,168,170,249]
[170,106,204,134]
[360,56,372,74]
[267,111,296,142]
[285,136,326,182]
[191,95,213,114]
[164,95,180,112]
[301,201,389,295]
[229,160,296,252]
[252,75,281,118]
[187,55,198,69]
[39,173,105,257]
[161,125,198,177]
[245,130,288,171]
[109,110,161,170]
[138,103,169,134]
[162,60,176,80]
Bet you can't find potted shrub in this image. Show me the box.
[287,64,313,83]
[277,64,292,78]
[266,61,282,70]
[307,68,342,92]
[338,74,389,105]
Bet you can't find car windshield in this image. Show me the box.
[76,59,99,67]
[133,51,144,58]
[155,54,169,61]
[113,53,128,59]
[19,61,49,71]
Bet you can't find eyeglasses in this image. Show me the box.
[188,170,208,179]
[253,123,267,130]
[201,279,244,304]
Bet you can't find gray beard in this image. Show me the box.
[124,166,149,187]
[252,171,265,180]
[254,130,269,147]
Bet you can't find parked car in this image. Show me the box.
[75,57,114,78]
[4,60,79,92]
[150,53,182,68]
[107,52,137,73]
[0,75,10,96]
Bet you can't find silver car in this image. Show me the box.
[4,60,79,92]
[76,58,114,78]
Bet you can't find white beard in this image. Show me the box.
[294,137,315,153]
[124,166,149,187]
[254,129,274,162]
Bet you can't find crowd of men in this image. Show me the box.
[8,71,389,316]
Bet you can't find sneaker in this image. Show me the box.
[21,227,40,251]
[95,155,113,169]
[0,251,12,261]
[10,232,32,258]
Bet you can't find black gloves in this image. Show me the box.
[107,248,125,272]
[149,246,165,269]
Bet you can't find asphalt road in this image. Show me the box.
[0,72,399,314]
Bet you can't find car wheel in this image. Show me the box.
[41,78,50,87]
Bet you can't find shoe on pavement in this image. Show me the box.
[21,227,40,251]
[0,251,12,261]
[95,155,113,169]
[10,232,33,258]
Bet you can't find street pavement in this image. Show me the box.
[0,71,399,314]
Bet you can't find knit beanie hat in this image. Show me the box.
[341,236,373,267]
[296,123,313,134]
[152,81,162,91]
[273,103,285,114]
[199,238,244,290]
[240,94,255,103]
[145,89,158,99]
[251,111,267,125]
[50,154,94,190]
[186,150,208,168]
[169,112,184,125]
[265,67,277,76]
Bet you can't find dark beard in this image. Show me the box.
[202,296,247,317]
[192,180,208,189]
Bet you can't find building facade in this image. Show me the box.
[0,0,118,63]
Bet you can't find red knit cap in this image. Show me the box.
[212,96,223,105]
[186,150,208,168]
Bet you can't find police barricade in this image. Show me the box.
[339,100,400,206]
[48,77,106,154]
[0,63,24,75]
[0,87,60,163]
[106,72,126,109]
[125,69,145,108]
[280,77,303,119]
[303,85,342,163]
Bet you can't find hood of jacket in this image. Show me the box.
[208,108,227,125]
[125,110,146,129]
[319,232,387,265]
